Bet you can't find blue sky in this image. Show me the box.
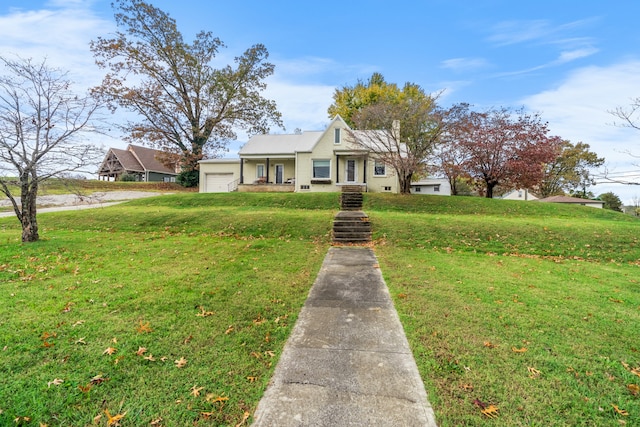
[2,0,640,201]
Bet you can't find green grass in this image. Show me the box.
[1,192,639,426]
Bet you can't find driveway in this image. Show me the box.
[0,191,169,218]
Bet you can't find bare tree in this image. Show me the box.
[348,92,445,194]
[0,56,104,242]
[611,97,640,131]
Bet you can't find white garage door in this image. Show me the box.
[205,173,234,192]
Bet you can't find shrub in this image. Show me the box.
[176,169,199,187]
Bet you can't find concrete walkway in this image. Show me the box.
[252,246,438,426]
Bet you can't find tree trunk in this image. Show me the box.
[20,178,39,242]
[485,182,495,198]
[399,173,413,195]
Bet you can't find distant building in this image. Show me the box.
[501,189,539,201]
[410,178,451,196]
[98,144,178,182]
[537,195,604,209]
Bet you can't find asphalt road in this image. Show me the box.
[0,191,168,218]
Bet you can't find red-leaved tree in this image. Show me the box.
[443,106,561,198]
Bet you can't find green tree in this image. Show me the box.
[0,56,103,242]
[598,191,623,212]
[329,73,448,194]
[90,0,282,186]
[328,73,409,127]
[538,141,604,198]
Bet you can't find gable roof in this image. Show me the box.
[99,144,177,175]
[239,131,322,156]
[127,145,177,174]
[109,147,144,172]
[239,115,354,157]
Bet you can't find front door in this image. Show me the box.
[346,159,356,182]
[275,164,284,184]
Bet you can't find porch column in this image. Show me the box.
[266,158,270,183]
[240,158,244,184]
[363,155,367,184]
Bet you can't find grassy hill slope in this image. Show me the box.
[0,193,638,426]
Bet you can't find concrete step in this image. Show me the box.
[332,211,372,243]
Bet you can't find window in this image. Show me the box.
[415,187,421,192]
[374,160,386,176]
[312,159,330,178]
[256,164,265,178]
[434,185,440,192]
[334,128,341,144]
[384,186,392,191]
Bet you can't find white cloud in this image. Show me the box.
[557,47,599,64]
[522,60,640,202]
[264,79,335,131]
[441,57,490,73]
[0,3,114,90]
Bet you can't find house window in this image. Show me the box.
[256,164,265,178]
[415,187,421,192]
[374,160,386,176]
[300,185,310,190]
[334,128,341,144]
[384,186,392,191]
[312,159,330,179]
[434,185,440,192]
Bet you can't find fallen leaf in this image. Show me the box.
[190,385,203,397]
[461,384,474,391]
[628,384,640,395]
[235,411,250,427]
[135,347,147,356]
[481,405,499,418]
[528,366,541,378]
[397,293,408,299]
[247,376,257,383]
[90,374,109,385]
[75,337,86,345]
[253,315,266,325]
[196,306,215,317]
[160,356,168,362]
[78,384,93,393]
[483,341,496,348]
[174,357,187,368]
[511,347,528,353]
[183,335,193,344]
[612,404,629,416]
[225,325,234,334]
[206,394,230,405]
[144,354,156,362]
[72,320,84,327]
[103,347,117,355]
[62,302,73,313]
[47,378,63,388]
[104,409,126,426]
[136,320,152,333]
[150,418,163,426]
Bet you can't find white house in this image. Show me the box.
[200,116,403,193]
[199,116,453,195]
[410,178,452,196]
[537,195,604,208]
[501,189,539,201]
